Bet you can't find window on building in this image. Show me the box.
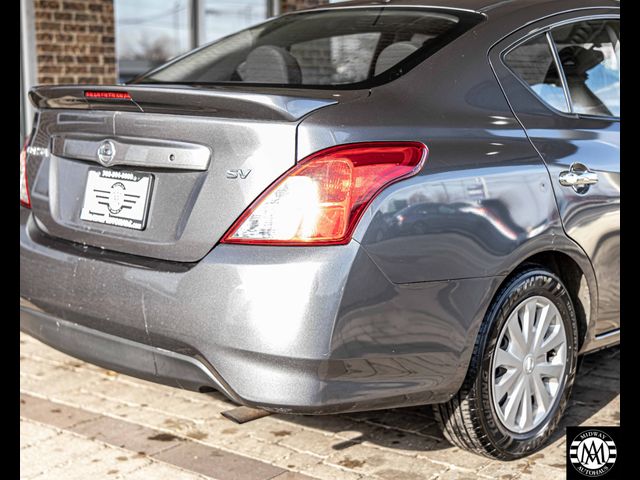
[114,0,271,83]
[202,1,267,44]
[114,0,192,83]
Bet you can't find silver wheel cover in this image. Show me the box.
[491,296,568,434]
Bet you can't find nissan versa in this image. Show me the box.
[19,0,619,459]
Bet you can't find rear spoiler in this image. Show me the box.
[28,84,359,122]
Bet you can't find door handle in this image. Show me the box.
[559,163,598,192]
[559,171,598,186]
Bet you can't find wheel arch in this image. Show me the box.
[491,240,598,353]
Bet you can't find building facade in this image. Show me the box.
[20,0,333,144]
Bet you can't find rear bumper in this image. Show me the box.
[20,209,502,413]
[20,304,238,399]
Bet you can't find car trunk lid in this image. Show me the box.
[26,84,366,262]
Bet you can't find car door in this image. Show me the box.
[489,10,620,337]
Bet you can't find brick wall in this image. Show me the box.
[281,0,330,13]
[33,0,116,85]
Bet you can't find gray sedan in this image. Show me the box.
[20,0,619,459]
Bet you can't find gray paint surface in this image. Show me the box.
[487,9,620,336]
[20,0,619,413]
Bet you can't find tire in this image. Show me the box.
[433,266,579,459]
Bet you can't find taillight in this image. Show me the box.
[84,90,132,100]
[221,142,427,246]
[20,137,31,208]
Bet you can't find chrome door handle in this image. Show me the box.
[559,163,598,192]
[559,171,598,186]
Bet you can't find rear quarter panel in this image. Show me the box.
[298,14,569,284]
[297,6,600,393]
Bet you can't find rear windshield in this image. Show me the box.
[132,7,483,89]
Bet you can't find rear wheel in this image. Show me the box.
[434,267,578,459]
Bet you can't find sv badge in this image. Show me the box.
[226,169,252,179]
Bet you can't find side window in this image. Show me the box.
[551,19,620,117]
[504,34,569,112]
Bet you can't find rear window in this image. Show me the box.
[132,7,483,89]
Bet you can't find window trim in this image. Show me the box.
[500,13,620,121]
[545,31,572,113]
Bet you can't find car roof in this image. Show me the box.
[300,0,619,15]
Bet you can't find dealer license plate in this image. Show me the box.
[80,168,153,231]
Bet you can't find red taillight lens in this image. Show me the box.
[20,137,31,208]
[221,142,427,246]
[84,90,132,100]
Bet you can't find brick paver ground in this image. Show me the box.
[20,332,619,480]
